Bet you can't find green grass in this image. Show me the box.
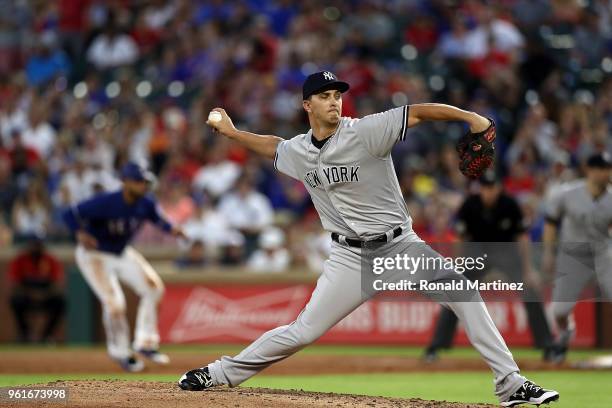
[0,371,610,407]
[247,371,612,407]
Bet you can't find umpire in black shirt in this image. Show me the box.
[423,171,553,361]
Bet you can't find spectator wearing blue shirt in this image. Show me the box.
[25,32,71,87]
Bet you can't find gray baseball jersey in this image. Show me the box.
[274,106,410,239]
[545,180,612,315]
[545,180,612,247]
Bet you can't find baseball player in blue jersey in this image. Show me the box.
[178,72,559,406]
[63,162,185,372]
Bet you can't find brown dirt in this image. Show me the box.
[2,381,498,408]
[1,349,567,407]
[0,349,566,375]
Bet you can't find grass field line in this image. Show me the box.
[0,344,607,360]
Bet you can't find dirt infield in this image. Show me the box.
[0,349,564,375]
[2,380,498,408]
[1,350,567,408]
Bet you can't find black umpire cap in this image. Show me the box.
[302,71,350,100]
[586,152,612,169]
[478,169,500,186]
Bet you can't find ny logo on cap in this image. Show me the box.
[323,71,335,81]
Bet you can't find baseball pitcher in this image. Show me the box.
[63,162,185,372]
[178,72,559,406]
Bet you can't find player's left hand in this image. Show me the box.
[76,230,98,250]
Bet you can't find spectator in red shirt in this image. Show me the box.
[131,12,163,58]
[8,130,41,177]
[8,236,65,343]
[404,15,439,54]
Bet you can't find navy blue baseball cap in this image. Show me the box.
[302,71,349,100]
[121,162,156,183]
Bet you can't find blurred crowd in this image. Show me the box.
[0,0,610,272]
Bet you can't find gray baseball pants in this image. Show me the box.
[207,231,526,402]
[552,246,612,318]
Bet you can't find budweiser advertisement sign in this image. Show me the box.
[160,285,310,342]
[159,284,595,346]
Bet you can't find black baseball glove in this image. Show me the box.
[456,118,496,179]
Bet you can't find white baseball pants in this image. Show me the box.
[75,245,164,359]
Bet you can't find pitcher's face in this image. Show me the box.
[303,89,342,126]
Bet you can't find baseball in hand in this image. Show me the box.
[208,111,222,123]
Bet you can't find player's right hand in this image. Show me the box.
[206,108,236,137]
[76,230,98,250]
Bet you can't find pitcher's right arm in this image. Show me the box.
[206,108,282,159]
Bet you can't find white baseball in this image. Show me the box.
[208,111,222,123]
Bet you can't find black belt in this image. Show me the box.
[331,227,403,248]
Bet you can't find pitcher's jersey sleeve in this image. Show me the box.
[355,105,409,158]
[274,136,303,180]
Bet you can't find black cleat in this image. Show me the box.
[116,355,144,372]
[422,347,439,364]
[550,345,568,365]
[501,380,559,407]
[542,345,556,362]
[178,367,216,391]
[137,348,170,365]
[543,343,567,365]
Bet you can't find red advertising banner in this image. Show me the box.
[159,284,596,346]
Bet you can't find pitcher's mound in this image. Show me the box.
[8,380,496,408]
